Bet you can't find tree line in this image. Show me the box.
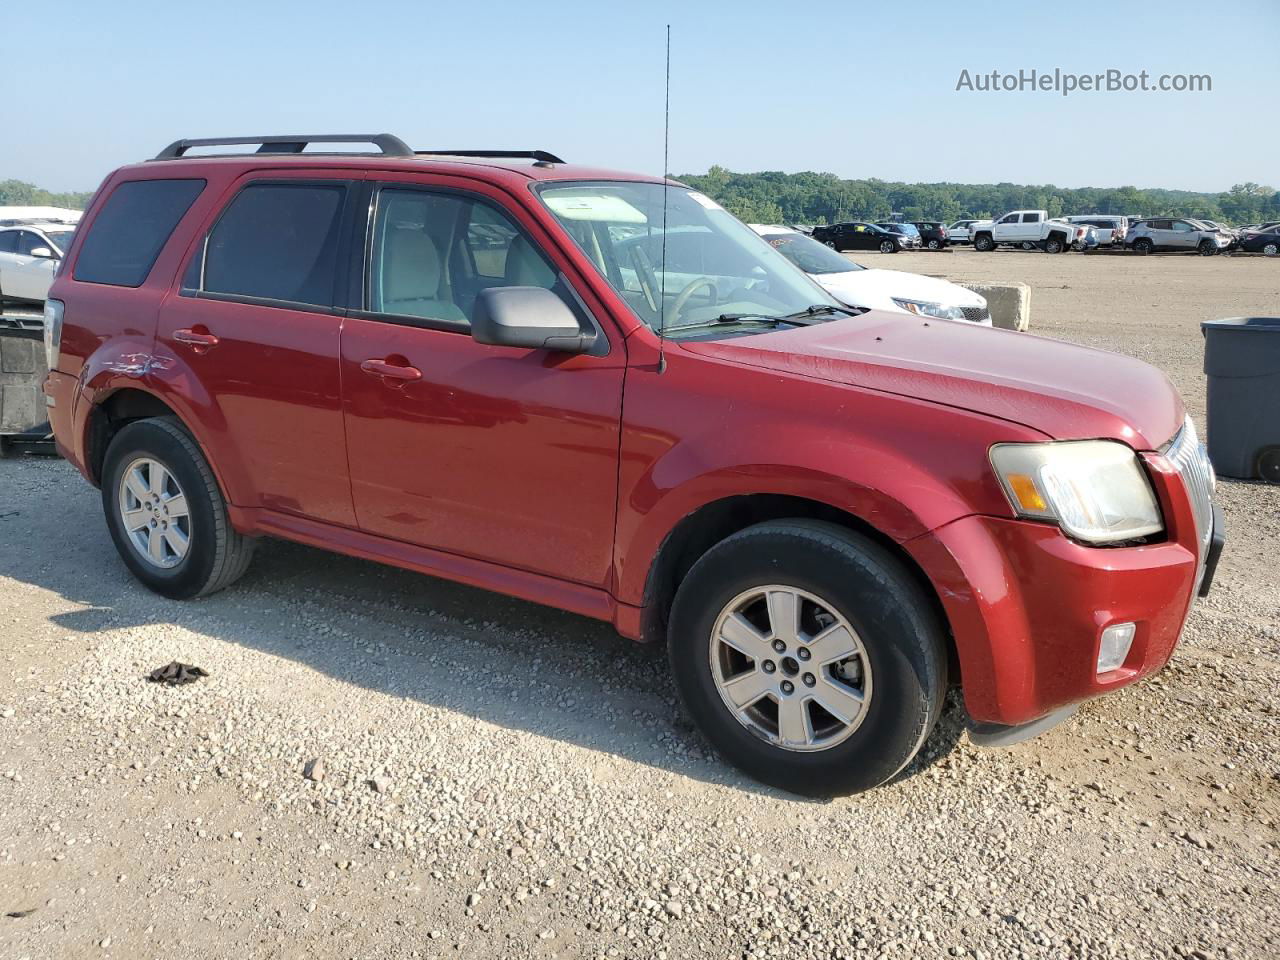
[0,179,95,211]
[6,170,1279,228]
[678,166,1280,227]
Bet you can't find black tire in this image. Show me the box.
[824,240,836,249]
[973,234,994,252]
[1133,239,1153,255]
[927,239,941,250]
[1045,235,1065,254]
[879,239,896,254]
[667,520,947,797]
[1263,242,1279,257]
[101,416,254,599]
[1198,239,1217,256]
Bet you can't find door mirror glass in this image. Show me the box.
[472,286,595,353]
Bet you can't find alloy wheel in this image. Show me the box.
[708,585,873,752]
[117,456,191,569]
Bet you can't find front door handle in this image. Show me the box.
[173,327,219,353]
[360,358,422,382]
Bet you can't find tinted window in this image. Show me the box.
[1022,213,1041,223]
[0,231,16,254]
[203,183,345,306]
[369,188,556,326]
[17,232,45,255]
[74,179,205,286]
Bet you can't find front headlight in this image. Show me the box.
[891,298,965,321]
[990,440,1163,544]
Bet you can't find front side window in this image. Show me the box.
[46,229,76,255]
[762,232,863,275]
[537,182,835,336]
[369,187,557,325]
[1172,221,1194,233]
[17,232,47,256]
[0,231,16,254]
[1000,214,1018,224]
[74,178,205,287]
[203,183,345,306]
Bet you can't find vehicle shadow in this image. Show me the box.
[1,458,965,802]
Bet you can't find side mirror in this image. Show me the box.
[472,286,596,354]
[30,246,55,259]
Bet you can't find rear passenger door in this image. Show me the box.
[156,173,360,526]
[338,178,625,588]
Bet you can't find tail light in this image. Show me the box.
[43,298,64,372]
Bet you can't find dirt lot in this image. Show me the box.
[1,248,1278,960]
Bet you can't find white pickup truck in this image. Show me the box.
[970,210,1085,254]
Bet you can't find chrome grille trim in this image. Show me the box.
[1162,417,1216,587]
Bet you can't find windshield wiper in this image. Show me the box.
[778,303,863,321]
[711,312,790,325]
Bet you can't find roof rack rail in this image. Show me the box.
[416,149,565,164]
[154,134,413,160]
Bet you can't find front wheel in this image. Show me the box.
[668,520,947,796]
[1198,240,1218,256]
[1263,242,1279,257]
[879,239,897,254]
[973,234,994,252]
[101,417,254,599]
[824,240,837,249]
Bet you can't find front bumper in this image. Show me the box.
[906,463,1220,728]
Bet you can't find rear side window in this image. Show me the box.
[74,179,205,287]
[202,183,345,307]
[1022,213,1041,223]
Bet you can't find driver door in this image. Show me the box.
[5,230,58,301]
[339,179,626,588]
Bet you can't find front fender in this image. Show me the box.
[612,351,1040,606]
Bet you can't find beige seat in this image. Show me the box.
[380,227,467,323]
[503,235,556,288]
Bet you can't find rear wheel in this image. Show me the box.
[927,238,941,250]
[1045,236,1065,254]
[101,417,254,599]
[1133,238,1153,255]
[973,234,994,252]
[824,240,837,249]
[1263,242,1279,257]
[668,520,947,796]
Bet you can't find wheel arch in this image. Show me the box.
[638,493,958,678]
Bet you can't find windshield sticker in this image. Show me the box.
[544,194,647,223]
[688,192,723,211]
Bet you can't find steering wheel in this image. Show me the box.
[670,276,719,320]
[628,245,660,314]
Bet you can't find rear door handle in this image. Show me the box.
[173,328,220,349]
[360,358,422,382]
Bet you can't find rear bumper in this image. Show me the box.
[42,370,88,477]
[907,496,1212,727]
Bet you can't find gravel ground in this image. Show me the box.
[1,247,1278,960]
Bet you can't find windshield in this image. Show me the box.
[537,182,838,335]
[46,230,76,254]
[759,231,864,275]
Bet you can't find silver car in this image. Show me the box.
[1126,218,1231,256]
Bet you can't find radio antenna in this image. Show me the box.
[656,23,671,374]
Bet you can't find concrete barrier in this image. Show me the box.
[958,282,1031,332]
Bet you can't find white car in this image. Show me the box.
[947,220,980,244]
[751,225,991,325]
[0,221,78,304]
[1063,215,1128,246]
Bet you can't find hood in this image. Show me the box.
[815,268,986,313]
[681,312,1184,449]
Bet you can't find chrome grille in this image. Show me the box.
[962,306,990,324]
[1162,417,1216,583]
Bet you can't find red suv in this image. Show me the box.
[43,134,1223,795]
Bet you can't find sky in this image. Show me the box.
[6,0,1279,195]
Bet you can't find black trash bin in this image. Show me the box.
[1201,316,1280,483]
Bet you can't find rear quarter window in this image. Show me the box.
[73,179,206,287]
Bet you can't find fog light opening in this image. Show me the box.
[1097,622,1136,675]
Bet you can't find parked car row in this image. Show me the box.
[0,217,79,304]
